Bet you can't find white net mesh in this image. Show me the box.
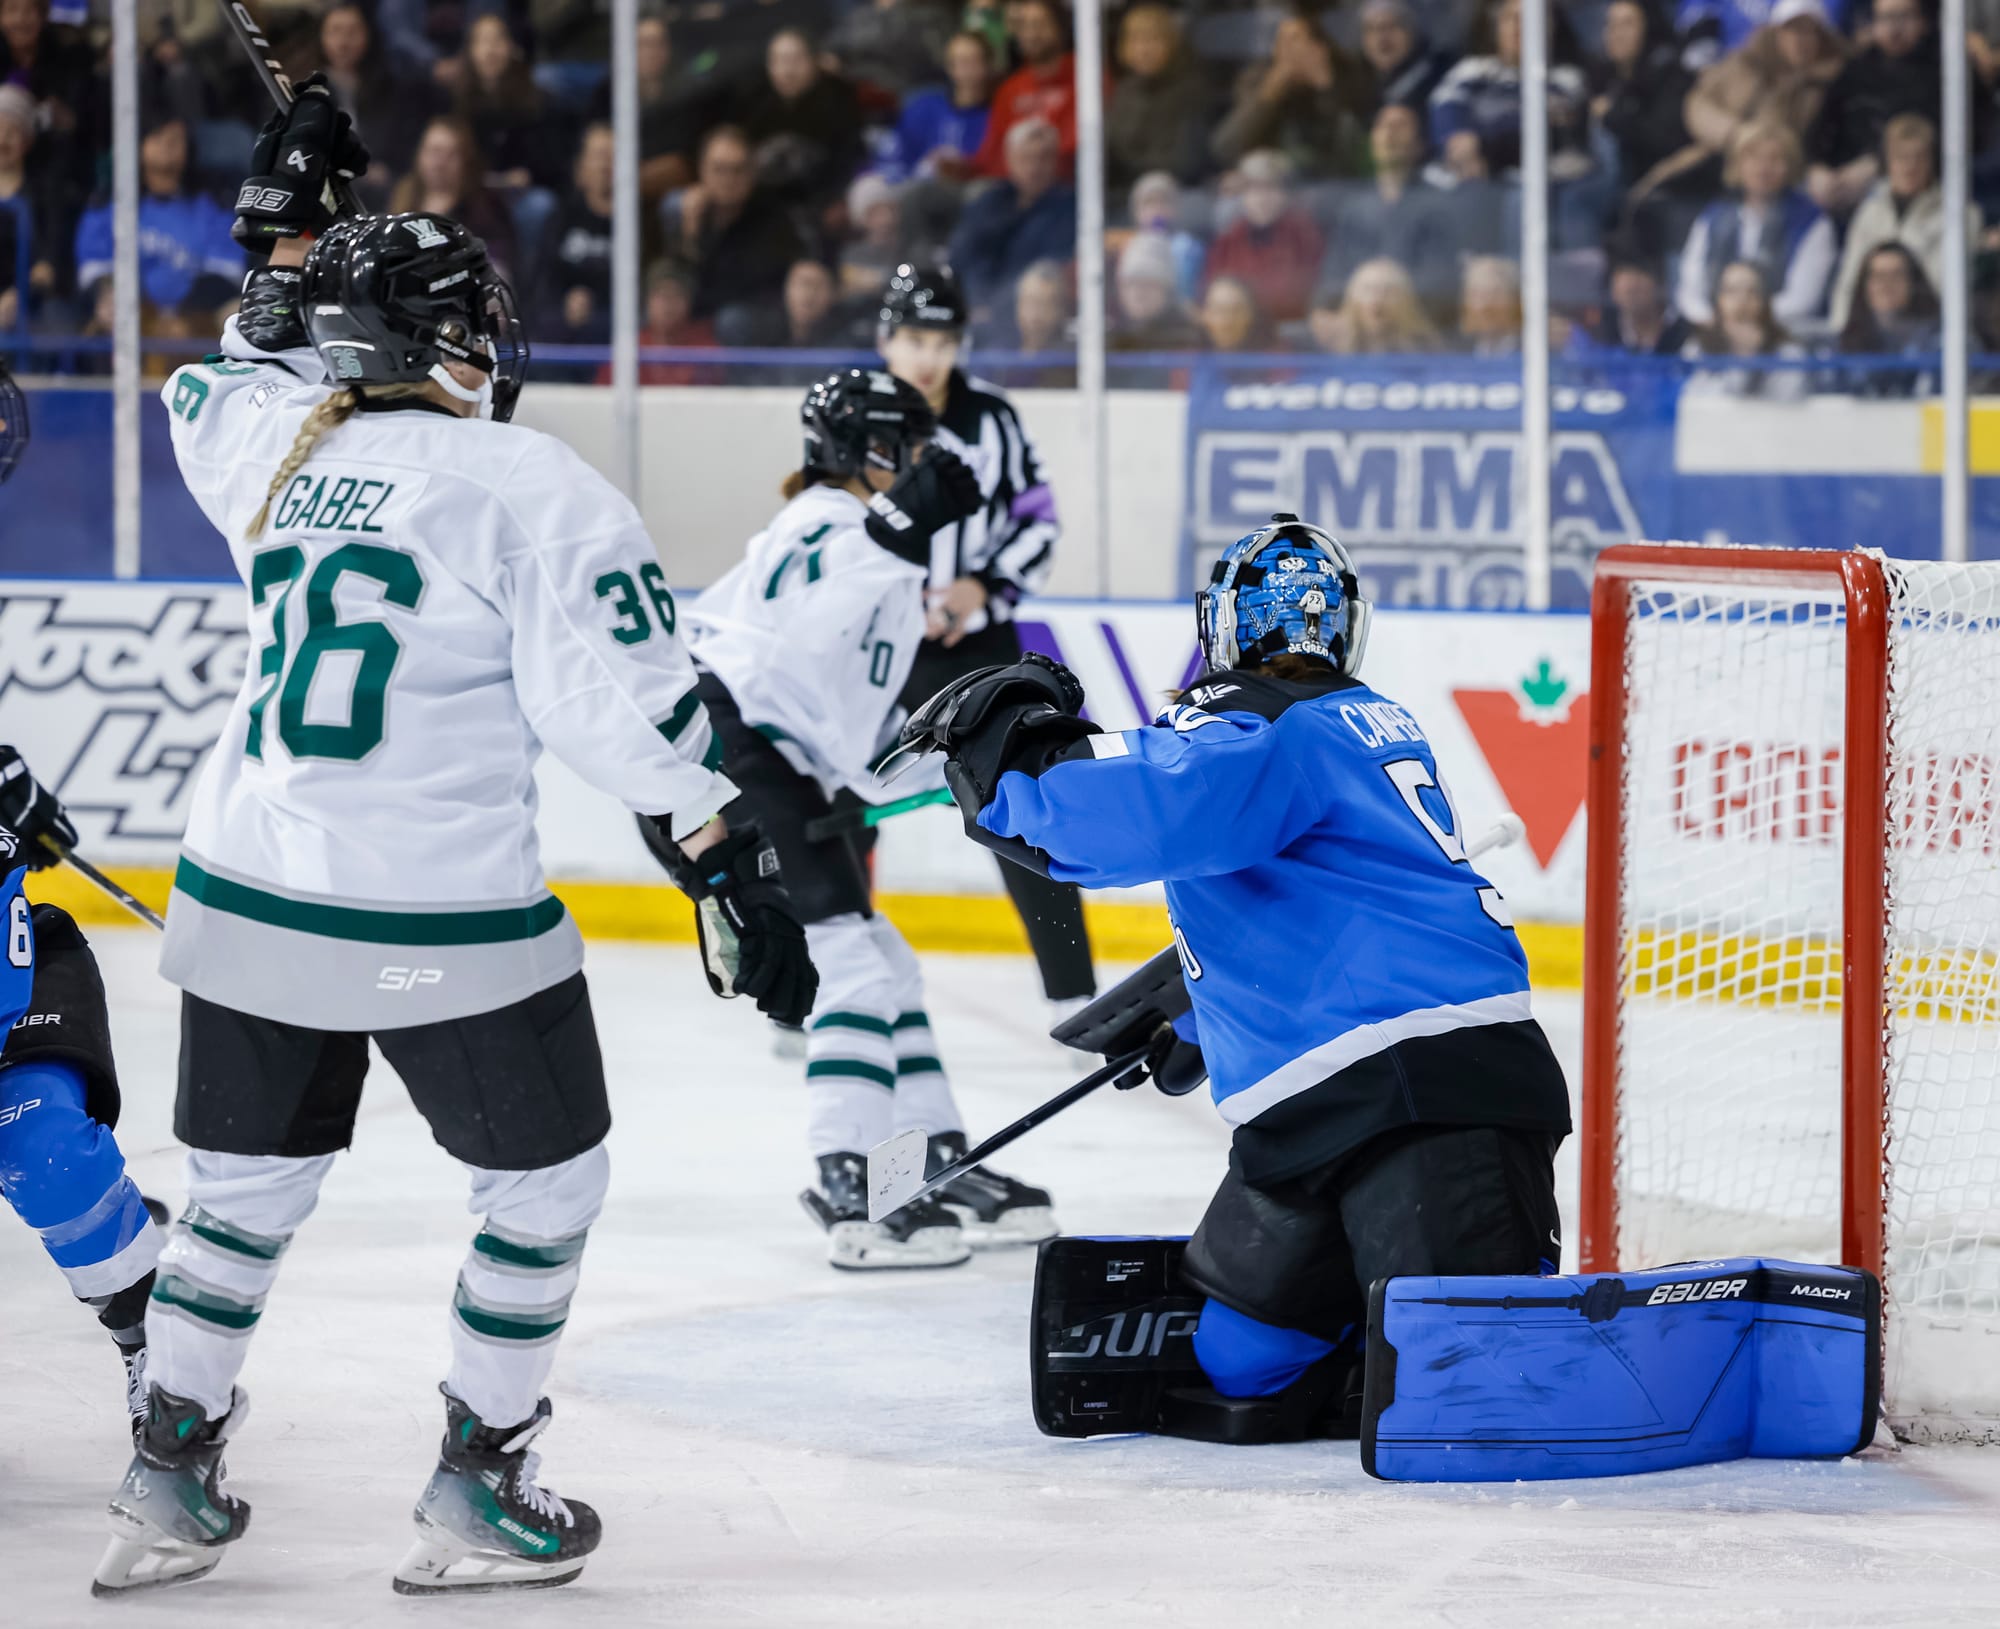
[1610,551,2000,1443]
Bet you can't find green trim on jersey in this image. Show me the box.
[172,859,568,946]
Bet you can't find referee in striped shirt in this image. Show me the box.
[877,262,1097,1021]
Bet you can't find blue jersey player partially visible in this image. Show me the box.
[917,514,1573,1410]
[0,748,162,1434]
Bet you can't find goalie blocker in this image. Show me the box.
[1032,1243,1879,1478]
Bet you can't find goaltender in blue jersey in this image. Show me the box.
[917,513,1572,1407]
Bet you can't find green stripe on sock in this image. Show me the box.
[182,1203,289,1262]
[896,1054,944,1076]
[472,1229,587,1270]
[811,1011,894,1038]
[452,1281,569,1342]
[891,1012,932,1032]
[806,1058,896,1089]
[151,1272,261,1331]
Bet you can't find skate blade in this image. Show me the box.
[91,1523,223,1597]
[949,1204,1058,1249]
[392,1535,585,1595]
[827,1220,970,1271]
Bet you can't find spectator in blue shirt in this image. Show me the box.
[949,117,1077,324]
[878,29,994,183]
[73,112,239,329]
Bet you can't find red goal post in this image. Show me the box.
[1581,545,1891,1281]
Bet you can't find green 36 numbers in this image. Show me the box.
[246,543,425,763]
[594,562,676,644]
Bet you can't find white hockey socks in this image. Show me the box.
[446,1146,607,1430]
[147,1151,332,1422]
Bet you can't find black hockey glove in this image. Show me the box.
[898,654,1097,810]
[0,746,78,870]
[665,825,818,1025]
[232,73,370,253]
[864,446,982,566]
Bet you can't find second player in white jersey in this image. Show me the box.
[664,368,1060,1270]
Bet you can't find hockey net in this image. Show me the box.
[1583,545,2000,1443]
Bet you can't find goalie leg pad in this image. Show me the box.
[1360,1257,1882,1481]
[1030,1237,1360,1443]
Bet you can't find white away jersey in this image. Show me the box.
[158,320,736,1030]
[684,485,927,796]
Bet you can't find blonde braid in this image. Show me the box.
[246,387,361,541]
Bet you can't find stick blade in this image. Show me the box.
[866,1129,931,1222]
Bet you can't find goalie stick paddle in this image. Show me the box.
[801,787,954,844]
[60,851,166,932]
[867,1046,1149,1221]
[216,0,364,218]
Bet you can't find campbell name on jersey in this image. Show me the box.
[979,665,1571,1183]
[685,485,927,797]
[157,323,736,1031]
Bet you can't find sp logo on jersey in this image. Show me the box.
[378,966,444,992]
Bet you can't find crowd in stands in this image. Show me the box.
[4,0,2000,394]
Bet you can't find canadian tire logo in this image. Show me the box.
[1452,660,1589,868]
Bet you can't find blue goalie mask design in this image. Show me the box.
[1196,513,1371,675]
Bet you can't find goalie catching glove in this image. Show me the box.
[655,823,818,1025]
[232,72,370,252]
[897,654,1098,810]
[0,746,78,869]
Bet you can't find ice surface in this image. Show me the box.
[5,934,1998,1626]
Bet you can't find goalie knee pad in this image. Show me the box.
[0,1058,158,1298]
[1,903,121,1126]
[1191,1299,1340,1398]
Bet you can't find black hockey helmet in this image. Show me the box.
[800,367,936,482]
[301,213,528,422]
[0,360,26,486]
[877,262,966,334]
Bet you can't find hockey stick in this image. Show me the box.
[862,812,1526,1220]
[215,0,364,218]
[867,1046,1150,1221]
[59,851,166,932]
[802,787,954,843]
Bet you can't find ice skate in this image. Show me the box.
[927,1132,1058,1247]
[394,1389,601,1595]
[799,1152,970,1270]
[92,1386,250,1597]
[118,1342,149,1439]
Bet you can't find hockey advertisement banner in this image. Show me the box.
[1181,357,1677,611]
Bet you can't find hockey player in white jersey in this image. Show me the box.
[649,367,1058,1269]
[94,83,816,1598]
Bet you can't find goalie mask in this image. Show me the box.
[1197,513,1371,676]
[0,361,26,485]
[301,214,528,422]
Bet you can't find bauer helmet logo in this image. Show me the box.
[404,218,449,250]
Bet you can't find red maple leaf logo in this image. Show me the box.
[1452,678,1591,869]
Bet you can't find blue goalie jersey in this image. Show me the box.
[981,665,1571,1184]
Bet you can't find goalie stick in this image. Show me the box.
[215,0,363,218]
[863,811,1527,1221]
